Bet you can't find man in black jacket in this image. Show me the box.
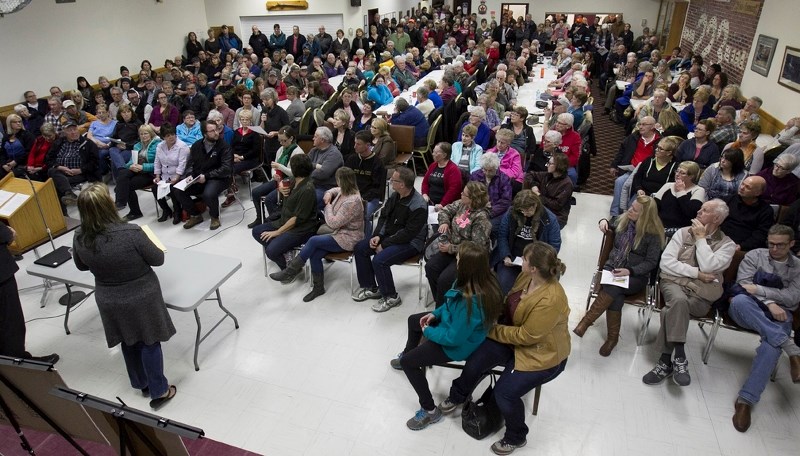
[174,121,232,230]
[722,176,774,251]
[353,166,427,312]
[345,131,386,236]
[181,83,210,121]
[46,121,100,208]
[0,224,59,364]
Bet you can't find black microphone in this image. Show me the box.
[24,173,57,251]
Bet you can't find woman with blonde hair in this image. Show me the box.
[331,109,356,159]
[574,195,665,356]
[713,84,745,111]
[368,117,396,166]
[652,161,706,236]
[270,167,364,301]
[114,124,161,220]
[73,183,176,410]
[656,108,688,139]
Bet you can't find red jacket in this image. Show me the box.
[558,129,582,167]
[422,160,462,207]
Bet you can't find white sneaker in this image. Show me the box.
[371,295,402,312]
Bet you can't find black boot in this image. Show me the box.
[303,272,326,302]
[269,256,304,284]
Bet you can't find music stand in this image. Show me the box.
[0,356,106,455]
[50,387,204,456]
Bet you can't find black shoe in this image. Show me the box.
[28,353,60,364]
[247,219,261,229]
[124,212,143,221]
[157,211,173,223]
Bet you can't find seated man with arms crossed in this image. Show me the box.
[729,224,800,432]
[643,199,736,386]
[353,166,427,312]
[721,176,774,252]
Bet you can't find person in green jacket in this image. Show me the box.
[114,124,161,220]
[391,241,504,431]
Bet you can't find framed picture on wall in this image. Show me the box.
[751,34,778,77]
[778,46,800,93]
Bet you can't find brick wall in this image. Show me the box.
[679,0,764,84]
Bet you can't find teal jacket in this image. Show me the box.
[126,138,162,173]
[423,287,487,361]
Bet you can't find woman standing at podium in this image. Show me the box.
[72,183,177,409]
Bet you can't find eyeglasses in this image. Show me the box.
[774,163,787,171]
[655,146,673,152]
[768,241,790,249]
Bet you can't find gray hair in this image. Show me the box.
[707,199,730,223]
[557,112,574,127]
[653,88,668,98]
[13,104,28,114]
[544,130,563,145]
[260,88,278,103]
[207,109,223,122]
[470,106,486,120]
[479,152,500,170]
[776,153,800,171]
[315,126,333,143]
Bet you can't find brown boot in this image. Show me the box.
[573,291,614,337]
[599,310,622,356]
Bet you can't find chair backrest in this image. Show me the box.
[389,125,415,154]
[426,114,442,148]
[298,108,313,136]
[721,250,746,285]
[312,109,326,132]
[596,230,616,271]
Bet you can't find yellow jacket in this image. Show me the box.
[488,272,571,371]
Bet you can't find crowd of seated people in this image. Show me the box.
[6,9,800,449]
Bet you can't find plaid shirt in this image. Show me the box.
[56,140,82,169]
[44,112,65,135]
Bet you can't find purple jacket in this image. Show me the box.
[470,169,512,218]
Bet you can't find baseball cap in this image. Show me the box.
[62,100,76,109]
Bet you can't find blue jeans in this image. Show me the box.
[353,238,418,298]
[252,180,278,221]
[610,172,630,216]
[729,294,794,405]
[299,234,345,273]
[252,221,314,269]
[109,147,132,176]
[567,166,578,186]
[496,263,521,296]
[448,338,567,445]
[365,198,380,238]
[120,341,169,400]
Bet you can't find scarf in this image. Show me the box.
[608,221,636,269]
[274,143,297,179]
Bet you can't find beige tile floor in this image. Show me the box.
[16,184,800,455]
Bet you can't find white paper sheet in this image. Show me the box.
[0,190,15,208]
[427,205,438,225]
[0,193,30,217]
[247,125,268,136]
[601,270,630,288]
[173,176,198,191]
[156,181,172,200]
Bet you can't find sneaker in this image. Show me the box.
[642,360,674,385]
[389,352,403,370]
[438,397,459,415]
[371,295,402,312]
[491,438,527,455]
[61,192,78,206]
[406,407,443,431]
[352,287,381,302]
[672,357,691,386]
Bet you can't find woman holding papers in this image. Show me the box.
[73,183,177,410]
[153,124,189,224]
[573,195,665,356]
[114,124,161,221]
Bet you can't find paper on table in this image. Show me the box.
[156,181,172,200]
[601,270,629,288]
[0,190,15,207]
[173,176,198,191]
[0,193,31,217]
[141,225,167,252]
[247,125,268,136]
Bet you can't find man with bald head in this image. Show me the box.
[643,199,737,386]
[721,176,774,251]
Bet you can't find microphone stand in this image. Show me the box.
[23,174,86,306]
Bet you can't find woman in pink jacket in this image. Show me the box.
[270,167,364,302]
[486,128,524,184]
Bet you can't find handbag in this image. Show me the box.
[461,374,504,440]
[317,223,336,235]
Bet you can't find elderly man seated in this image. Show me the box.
[45,121,100,209]
[729,224,800,432]
[392,56,418,91]
[721,176,774,251]
[643,199,736,386]
[709,106,739,150]
[307,127,344,209]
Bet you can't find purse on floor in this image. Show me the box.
[461,374,504,440]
